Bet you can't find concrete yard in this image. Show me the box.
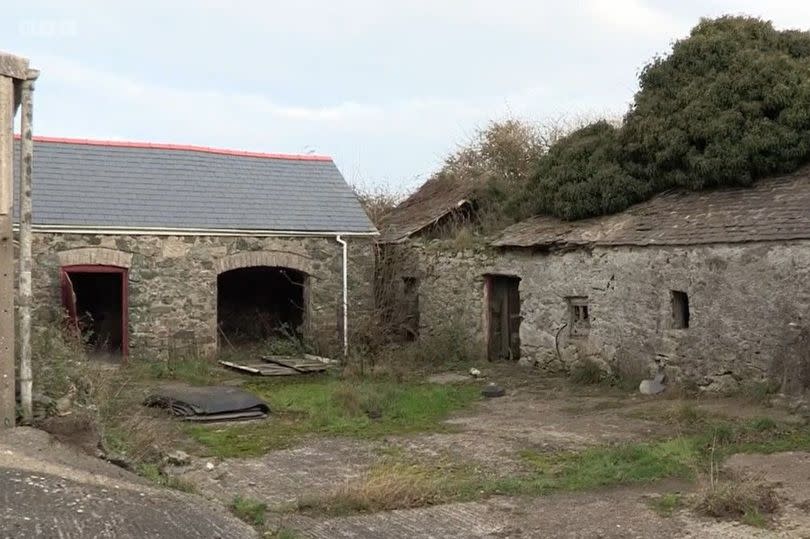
[160,368,810,538]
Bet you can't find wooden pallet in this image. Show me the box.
[219,355,330,376]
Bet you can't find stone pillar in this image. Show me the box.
[0,76,16,428]
[0,52,31,428]
[17,70,38,424]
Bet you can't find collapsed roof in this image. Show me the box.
[376,176,482,243]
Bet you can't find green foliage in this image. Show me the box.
[520,16,810,220]
[230,496,268,527]
[186,378,479,457]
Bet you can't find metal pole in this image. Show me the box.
[336,235,348,356]
[0,76,15,428]
[18,70,37,424]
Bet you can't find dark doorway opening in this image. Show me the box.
[61,266,128,361]
[486,275,521,361]
[401,276,420,341]
[217,266,307,346]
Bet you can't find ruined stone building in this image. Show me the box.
[378,169,810,391]
[15,137,376,360]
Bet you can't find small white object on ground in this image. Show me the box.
[205,462,215,471]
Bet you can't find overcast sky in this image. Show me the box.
[4,1,810,192]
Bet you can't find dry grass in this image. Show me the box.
[295,461,446,515]
[696,478,780,528]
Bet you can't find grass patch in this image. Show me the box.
[127,356,225,386]
[513,437,697,494]
[231,496,268,527]
[648,493,685,517]
[187,377,480,457]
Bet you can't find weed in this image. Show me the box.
[648,493,685,517]
[569,359,607,385]
[738,380,780,405]
[137,463,196,493]
[696,479,779,528]
[670,403,708,428]
[231,496,268,527]
[748,417,778,432]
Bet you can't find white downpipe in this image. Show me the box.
[336,235,348,356]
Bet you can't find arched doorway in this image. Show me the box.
[217,266,307,346]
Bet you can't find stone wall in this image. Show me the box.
[31,233,375,359]
[391,239,810,390]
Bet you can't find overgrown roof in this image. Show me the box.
[376,176,482,243]
[13,137,377,235]
[492,168,810,249]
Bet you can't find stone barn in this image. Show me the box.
[378,169,810,392]
[16,137,377,361]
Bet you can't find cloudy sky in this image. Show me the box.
[4,1,809,192]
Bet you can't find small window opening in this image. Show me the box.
[567,296,590,337]
[671,290,690,329]
[402,276,420,341]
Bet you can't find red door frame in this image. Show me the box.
[59,264,129,362]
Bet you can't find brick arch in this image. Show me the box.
[214,250,314,276]
[57,247,132,268]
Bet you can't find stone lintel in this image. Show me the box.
[0,52,30,80]
[57,247,133,268]
[215,250,315,276]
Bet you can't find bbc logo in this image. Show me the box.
[18,19,78,39]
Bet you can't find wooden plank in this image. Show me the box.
[260,355,327,373]
[219,360,304,376]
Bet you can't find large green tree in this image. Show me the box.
[521,16,810,220]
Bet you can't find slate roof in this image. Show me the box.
[492,168,810,249]
[377,176,482,243]
[13,137,376,234]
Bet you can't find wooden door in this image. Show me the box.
[487,275,521,361]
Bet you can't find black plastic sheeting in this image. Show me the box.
[144,385,270,422]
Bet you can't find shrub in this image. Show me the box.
[518,16,810,220]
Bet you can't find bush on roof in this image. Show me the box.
[518,16,810,220]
